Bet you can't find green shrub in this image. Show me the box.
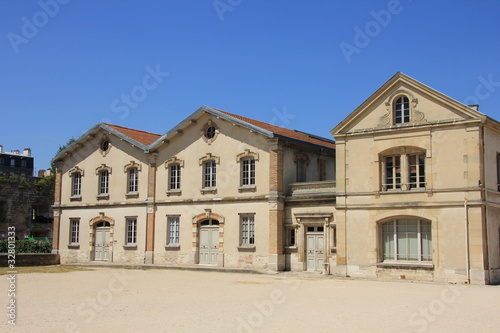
[0,239,52,253]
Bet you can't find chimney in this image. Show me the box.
[12,150,20,155]
[23,148,31,157]
[0,145,3,153]
[468,104,479,111]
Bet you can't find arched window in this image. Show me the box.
[394,96,410,124]
[381,218,432,262]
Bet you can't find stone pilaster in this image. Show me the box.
[51,161,64,254]
[145,153,157,264]
[268,139,285,271]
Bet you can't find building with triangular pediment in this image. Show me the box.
[52,73,500,284]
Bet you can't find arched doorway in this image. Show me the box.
[199,219,219,265]
[94,221,111,261]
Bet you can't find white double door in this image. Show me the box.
[94,227,110,261]
[306,232,324,271]
[199,226,219,265]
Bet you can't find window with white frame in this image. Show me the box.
[99,170,109,195]
[382,149,426,191]
[381,219,432,262]
[204,160,217,188]
[167,216,180,245]
[241,158,255,186]
[169,164,181,190]
[72,172,82,196]
[126,218,137,245]
[127,167,138,193]
[70,219,80,244]
[394,96,410,124]
[240,215,255,245]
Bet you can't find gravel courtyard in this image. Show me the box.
[2,267,500,333]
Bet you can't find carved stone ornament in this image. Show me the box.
[377,89,428,129]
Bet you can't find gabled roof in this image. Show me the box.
[148,105,335,151]
[53,105,335,163]
[215,109,336,149]
[331,72,488,135]
[104,123,161,146]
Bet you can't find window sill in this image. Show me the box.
[238,185,256,193]
[96,194,109,200]
[69,195,82,202]
[125,192,139,199]
[165,244,180,250]
[377,261,434,269]
[67,244,80,249]
[123,244,137,250]
[200,187,217,194]
[237,245,256,252]
[166,189,182,196]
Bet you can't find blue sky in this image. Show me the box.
[1,0,499,173]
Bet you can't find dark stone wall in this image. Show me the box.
[0,179,53,240]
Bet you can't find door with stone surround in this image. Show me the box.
[199,219,219,265]
[306,226,324,271]
[94,223,110,261]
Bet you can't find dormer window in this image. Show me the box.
[394,96,410,124]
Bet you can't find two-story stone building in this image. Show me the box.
[51,106,336,272]
[52,73,500,284]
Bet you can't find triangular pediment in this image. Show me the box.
[331,73,486,136]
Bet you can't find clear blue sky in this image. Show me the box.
[1,0,499,173]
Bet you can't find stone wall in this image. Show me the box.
[0,178,53,239]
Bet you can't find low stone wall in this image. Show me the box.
[0,253,60,267]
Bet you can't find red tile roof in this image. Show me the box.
[105,123,161,146]
[215,109,336,149]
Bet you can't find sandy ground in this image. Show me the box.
[1,267,500,333]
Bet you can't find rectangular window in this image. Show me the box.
[204,161,216,188]
[10,159,15,167]
[242,158,255,186]
[70,219,80,244]
[99,170,109,195]
[408,154,426,189]
[170,164,181,190]
[167,216,180,245]
[241,215,255,245]
[72,172,81,196]
[319,159,327,181]
[128,167,138,193]
[383,156,401,190]
[382,219,431,262]
[296,160,306,182]
[126,218,137,244]
[287,228,296,247]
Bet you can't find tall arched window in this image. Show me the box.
[394,96,410,124]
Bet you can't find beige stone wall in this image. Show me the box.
[59,134,150,206]
[59,205,148,264]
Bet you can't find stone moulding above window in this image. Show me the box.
[95,164,112,175]
[377,89,427,129]
[68,166,84,177]
[164,156,184,168]
[236,149,259,162]
[123,161,142,172]
[294,152,310,165]
[199,153,220,165]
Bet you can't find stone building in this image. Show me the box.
[52,73,500,284]
[0,147,53,239]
